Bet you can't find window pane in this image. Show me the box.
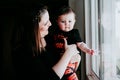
[115,0,120,78]
[86,0,120,80]
[90,0,100,77]
[99,0,120,80]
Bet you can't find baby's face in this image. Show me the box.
[57,12,76,32]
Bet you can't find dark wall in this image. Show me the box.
[1,0,68,80]
[0,0,68,17]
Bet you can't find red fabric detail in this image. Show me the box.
[64,62,79,80]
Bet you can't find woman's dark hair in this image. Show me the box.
[11,4,48,56]
[31,5,48,55]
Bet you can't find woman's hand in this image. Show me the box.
[63,38,79,56]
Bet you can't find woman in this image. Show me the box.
[11,4,79,80]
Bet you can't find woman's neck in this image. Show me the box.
[40,38,46,48]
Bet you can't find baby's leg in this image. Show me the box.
[64,53,81,80]
[70,53,81,71]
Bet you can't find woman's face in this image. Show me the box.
[39,11,51,38]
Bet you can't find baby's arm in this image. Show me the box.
[77,42,94,55]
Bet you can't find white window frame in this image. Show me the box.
[85,0,120,80]
[85,0,100,80]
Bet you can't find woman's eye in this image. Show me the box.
[44,23,47,26]
[44,21,49,26]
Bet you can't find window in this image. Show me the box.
[85,0,120,80]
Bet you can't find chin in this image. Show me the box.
[45,31,48,36]
[64,30,71,32]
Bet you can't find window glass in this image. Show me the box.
[98,0,120,80]
[86,0,120,80]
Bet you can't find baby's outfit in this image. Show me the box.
[64,62,79,80]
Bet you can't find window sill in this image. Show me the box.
[87,72,99,80]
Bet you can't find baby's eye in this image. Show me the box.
[61,21,65,23]
[69,21,72,23]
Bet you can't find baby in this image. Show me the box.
[46,6,94,80]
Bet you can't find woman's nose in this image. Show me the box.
[49,21,52,26]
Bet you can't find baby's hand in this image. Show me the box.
[87,49,94,55]
[90,49,94,55]
[92,49,100,56]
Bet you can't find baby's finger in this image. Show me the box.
[93,49,100,55]
[91,50,94,55]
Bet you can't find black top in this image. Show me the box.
[45,29,82,64]
[46,29,82,51]
[12,45,60,80]
[53,29,82,44]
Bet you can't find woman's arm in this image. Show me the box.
[52,38,79,79]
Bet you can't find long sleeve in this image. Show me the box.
[12,46,60,80]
